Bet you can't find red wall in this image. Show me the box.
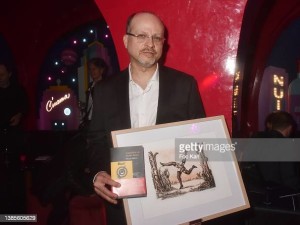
[1,0,248,133]
[95,0,247,133]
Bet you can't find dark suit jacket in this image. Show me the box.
[252,130,300,191]
[87,65,205,179]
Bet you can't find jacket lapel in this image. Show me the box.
[116,70,131,129]
[156,66,171,124]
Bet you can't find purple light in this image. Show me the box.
[73,40,77,44]
[48,77,52,81]
[190,124,199,133]
[105,34,109,38]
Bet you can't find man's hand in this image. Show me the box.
[93,171,121,204]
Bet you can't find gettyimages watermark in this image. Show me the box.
[175,138,300,162]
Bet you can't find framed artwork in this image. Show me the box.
[111,116,249,225]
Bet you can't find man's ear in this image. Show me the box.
[282,125,293,137]
[123,35,128,49]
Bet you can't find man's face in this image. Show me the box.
[89,63,104,82]
[123,13,165,68]
[0,65,11,88]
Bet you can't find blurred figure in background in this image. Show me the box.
[0,60,28,134]
[80,57,108,130]
[252,111,300,190]
[243,111,300,212]
[0,60,28,213]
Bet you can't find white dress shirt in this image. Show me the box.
[129,65,159,128]
[87,82,95,120]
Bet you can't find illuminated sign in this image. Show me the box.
[232,71,240,116]
[46,93,71,112]
[273,74,284,110]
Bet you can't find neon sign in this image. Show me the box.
[232,71,240,116]
[273,74,284,110]
[46,93,71,112]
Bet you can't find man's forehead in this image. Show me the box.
[130,13,164,30]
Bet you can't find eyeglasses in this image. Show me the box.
[126,33,165,44]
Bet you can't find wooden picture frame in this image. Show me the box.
[111,116,249,225]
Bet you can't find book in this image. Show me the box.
[110,146,147,198]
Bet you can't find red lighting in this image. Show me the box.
[20,154,26,162]
[200,73,218,90]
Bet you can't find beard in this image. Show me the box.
[137,57,157,68]
[136,48,159,68]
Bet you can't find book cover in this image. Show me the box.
[110,146,147,198]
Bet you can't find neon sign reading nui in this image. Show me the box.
[46,93,71,112]
[273,74,284,110]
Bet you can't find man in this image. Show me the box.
[88,11,205,224]
[253,111,300,191]
[80,57,108,130]
[0,61,28,213]
[0,61,28,130]
[160,158,197,189]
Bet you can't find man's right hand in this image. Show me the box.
[93,171,121,204]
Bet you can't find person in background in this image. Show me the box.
[252,111,300,191]
[0,61,28,132]
[80,57,108,129]
[0,60,28,213]
[45,57,109,225]
[264,111,277,131]
[88,11,205,224]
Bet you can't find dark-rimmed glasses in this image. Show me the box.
[126,33,165,44]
